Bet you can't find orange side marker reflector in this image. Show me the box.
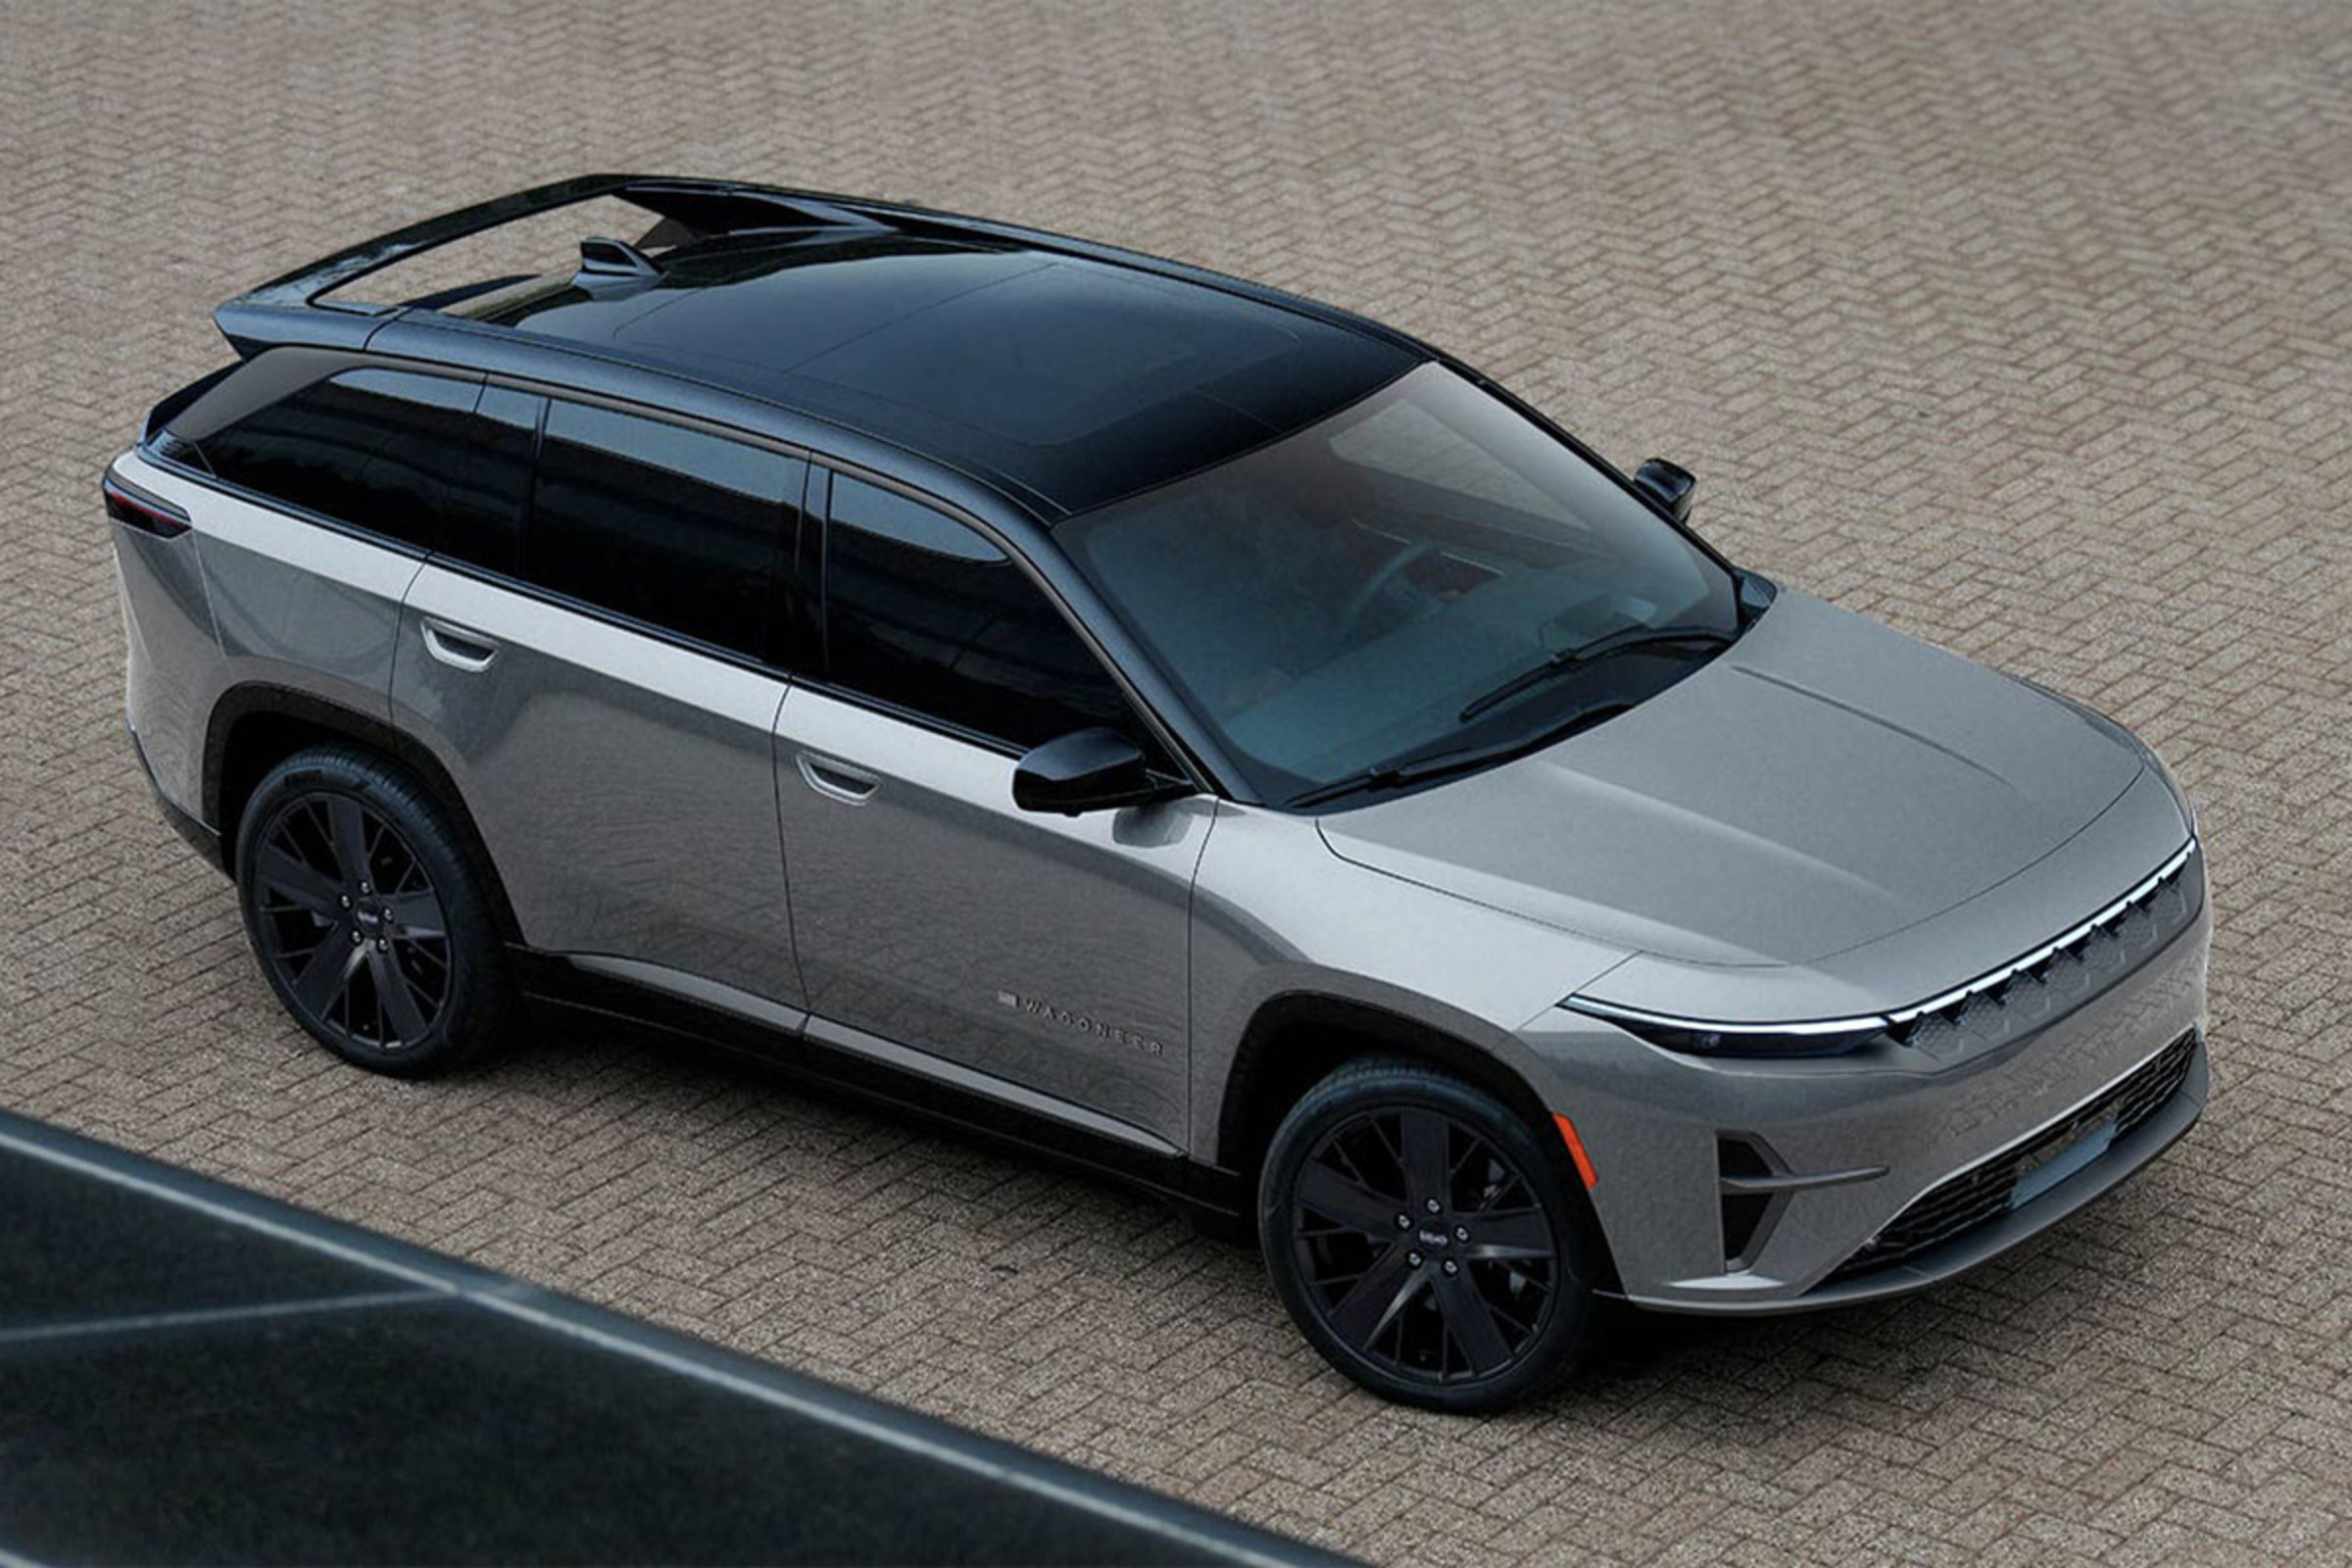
[1553,1113,1597,1190]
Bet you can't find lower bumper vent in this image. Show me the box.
[1828,1029,2198,1283]
[1717,1136,1778,1268]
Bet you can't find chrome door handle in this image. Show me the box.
[420,617,499,672]
[798,752,879,804]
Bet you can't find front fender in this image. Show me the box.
[1187,801,1629,1166]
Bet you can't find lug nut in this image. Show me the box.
[349,930,362,944]
[1443,1259,1458,1277]
[375,939,389,951]
[1454,1226,1469,1242]
[1425,1198,1442,1214]
[359,883,370,895]
[338,894,351,908]
[1395,1213,1411,1230]
[1407,1250,1423,1267]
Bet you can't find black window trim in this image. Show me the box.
[808,458,1209,786]
[519,391,808,668]
[412,384,813,684]
[480,374,823,665]
[141,355,494,564]
[142,442,435,564]
[144,346,1220,794]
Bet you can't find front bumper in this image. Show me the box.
[1520,847,2211,1312]
[1735,1031,2204,1313]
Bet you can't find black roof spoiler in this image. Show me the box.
[212,173,887,357]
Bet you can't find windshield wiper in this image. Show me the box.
[1455,622,1734,725]
[1288,702,1631,809]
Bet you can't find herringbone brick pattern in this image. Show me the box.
[4,2,2349,1562]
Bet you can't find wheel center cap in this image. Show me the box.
[1417,1227,1450,1249]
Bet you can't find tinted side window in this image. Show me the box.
[824,475,1133,750]
[197,368,532,571]
[529,402,805,657]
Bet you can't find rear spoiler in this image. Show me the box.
[213,173,892,358]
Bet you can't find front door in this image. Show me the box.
[772,474,1207,1149]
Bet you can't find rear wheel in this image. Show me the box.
[235,745,513,1076]
[1259,1056,1594,1411]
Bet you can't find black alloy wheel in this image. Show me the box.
[235,745,514,1075]
[251,792,451,1052]
[1261,1057,1593,1411]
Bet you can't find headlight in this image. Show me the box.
[1560,997,1892,1057]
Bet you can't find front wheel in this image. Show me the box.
[234,744,514,1076]
[1258,1057,1596,1412]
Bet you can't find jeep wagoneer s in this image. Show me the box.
[109,176,2208,1409]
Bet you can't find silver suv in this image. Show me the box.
[110,176,2209,1411]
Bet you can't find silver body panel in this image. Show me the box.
[1188,799,1633,1164]
[390,564,804,1006]
[116,428,2212,1316]
[114,450,419,823]
[1319,591,2148,973]
[1514,861,2208,1308]
[771,687,1206,1150]
[113,480,221,817]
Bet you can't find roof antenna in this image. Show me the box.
[574,235,662,286]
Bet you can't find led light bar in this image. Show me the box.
[1564,836,2198,1050]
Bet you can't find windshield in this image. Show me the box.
[1056,363,1740,805]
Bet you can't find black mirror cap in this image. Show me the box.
[1632,458,1697,523]
[1012,728,1177,814]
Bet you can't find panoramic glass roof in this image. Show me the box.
[475,231,1416,515]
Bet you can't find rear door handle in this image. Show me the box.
[797,751,879,804]
[420,617,499,672]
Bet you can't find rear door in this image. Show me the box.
[771,472,1210,1150]
[392,395,810,1007]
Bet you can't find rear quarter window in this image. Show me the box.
[192,367,533,573]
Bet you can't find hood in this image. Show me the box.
[1318,591,2149,969]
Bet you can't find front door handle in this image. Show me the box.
[420,617,499,672]
[798,751,879,804]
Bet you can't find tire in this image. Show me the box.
[1258,1056,1595,1412]
[234,744,514,1077]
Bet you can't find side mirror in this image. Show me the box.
[1012,728,1175,814]
[1632,458,1696,523]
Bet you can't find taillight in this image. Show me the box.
[104,477,190,539]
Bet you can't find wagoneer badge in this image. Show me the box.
[996,991,1165,1056]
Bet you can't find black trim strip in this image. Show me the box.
[516,951,1247,1234]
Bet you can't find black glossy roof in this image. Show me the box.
[465,229,1418,516]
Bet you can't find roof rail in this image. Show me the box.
[212,173,882,357]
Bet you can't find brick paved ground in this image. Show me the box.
[5,2,2350,1562]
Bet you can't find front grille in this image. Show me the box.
[1827,1029,2199,1283]
[1886,844,2200,1052]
